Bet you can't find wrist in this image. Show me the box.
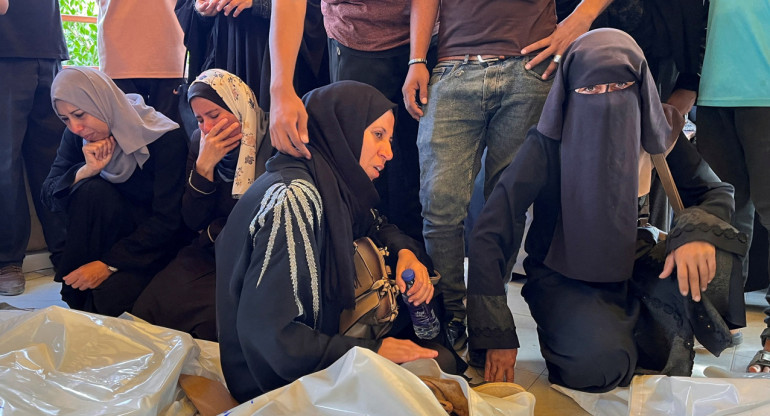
[408,58,428,66]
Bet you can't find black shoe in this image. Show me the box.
[446,320,468,351]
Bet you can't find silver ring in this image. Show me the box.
[552,54,562,64]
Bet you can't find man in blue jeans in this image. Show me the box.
[402,0,611,352]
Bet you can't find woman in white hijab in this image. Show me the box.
[42,67,191,317]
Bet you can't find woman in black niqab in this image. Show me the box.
[467,28,745,393]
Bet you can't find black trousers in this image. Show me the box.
[58,179,162,317]
[328,39,437,243]
[522,231,737,393]
[0,58,66,268]
[112,78,186,124]
[132,240,217,341]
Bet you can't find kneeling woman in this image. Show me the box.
[217,81,460,402]
[42,67,190,317]
[467,29,747,392]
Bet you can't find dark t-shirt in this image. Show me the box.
[438,0,557,57]
[0,0,68,60]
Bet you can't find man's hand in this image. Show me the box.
[196,119,242,181]
[395,249,433,306]
[269,88,312,159]
[377,337,439,363]
[402,63,430,120]
[62,261,114,291]
[666,89,697,118]
[521,6,597,80]
[659,241,716,302]
[485,348,518,382]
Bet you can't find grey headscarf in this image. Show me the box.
[51,67,179,183]
[536,28,676,283]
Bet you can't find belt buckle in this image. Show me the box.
[477,54,501,67]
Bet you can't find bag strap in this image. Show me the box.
[650,153,684,214]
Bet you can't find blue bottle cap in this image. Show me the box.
[401,269,415,282]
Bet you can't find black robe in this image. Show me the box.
[216,156,432,402]
[467,129,746,391]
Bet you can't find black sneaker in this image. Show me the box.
[446,320,468,351]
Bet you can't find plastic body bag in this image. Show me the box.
[629,375,770,416]
[225,347,535,416]
[0,306,223,415]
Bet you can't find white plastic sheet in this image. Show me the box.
[628,375,770,416]
[0,306,221,415]
[225,347,536,416]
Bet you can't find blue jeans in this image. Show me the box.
[418,56,552,321]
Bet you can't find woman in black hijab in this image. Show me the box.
[466,29,747,392]
[215,81,461,402]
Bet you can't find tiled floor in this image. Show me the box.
[4,261,769,415]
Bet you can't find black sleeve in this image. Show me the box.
[182,130,221,231]
[100,130,189,270]
[671,0,707,93]
[40,130,87,213]
[235,180,380,389]
[466,132,550,351]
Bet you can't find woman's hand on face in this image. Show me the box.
[395,249,434,306]
[659,241,716,302]
[81,136,116,177]
[62,261,114,290]
[196,118,242,181]
[377,338,438,363]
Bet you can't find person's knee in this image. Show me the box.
[549,345,635,392]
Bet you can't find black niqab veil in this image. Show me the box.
[297,81,396,308]
[536,28,674,283]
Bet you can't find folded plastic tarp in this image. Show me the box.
[628,375,770,416]
[225,347,536,416]
[0,306,222,415]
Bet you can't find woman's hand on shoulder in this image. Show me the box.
[78,136,116,180]
[195,118,242,181]
[377,338,438,364]
[659,241,716,302]
[395,249,433,306]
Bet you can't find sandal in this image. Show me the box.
[747,349,770,372]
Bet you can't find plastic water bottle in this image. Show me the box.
[401,269,440,340]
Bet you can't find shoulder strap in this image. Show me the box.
[650,153,684,214]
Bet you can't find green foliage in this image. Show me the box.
[59,0,99,67]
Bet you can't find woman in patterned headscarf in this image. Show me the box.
[42,66,190,317]
[131,69,272,341]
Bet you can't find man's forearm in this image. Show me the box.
[269,0,306,93]
[409,0,439,59]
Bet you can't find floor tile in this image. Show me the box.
[528,374,590,416]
